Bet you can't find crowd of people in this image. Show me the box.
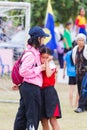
[11,7,87,130]
[56,8,87,113]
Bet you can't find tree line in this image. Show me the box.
[8,0,87,26]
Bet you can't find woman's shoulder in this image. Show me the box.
[21,51,35,62]
[83,45,87,60]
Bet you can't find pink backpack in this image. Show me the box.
[11,52,25,85]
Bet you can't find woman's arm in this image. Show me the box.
[19,52,45,78]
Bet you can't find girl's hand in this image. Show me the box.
[47,56,53,62]
[41,63,46,71]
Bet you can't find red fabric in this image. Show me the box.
[53,104,60,117]
[75,18,79,26]
[42,71,56,88]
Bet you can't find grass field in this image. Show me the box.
[0,76,87,130]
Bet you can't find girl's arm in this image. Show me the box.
[45,60,55,77]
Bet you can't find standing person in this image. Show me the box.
[13,26,49,130]
[75,8,87,35]
[56,34,64,68]
[72,33,87,113]
[63,46,79,107]
[40,46,62,130]
[63,22,72,53]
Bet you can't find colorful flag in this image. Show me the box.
[44,0,57,51]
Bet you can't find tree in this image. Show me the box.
[8,0,87,26]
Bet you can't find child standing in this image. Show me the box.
[63,49,79,107]
[40,46,61,130]
[63,22,72,53]
[75,8,86,35]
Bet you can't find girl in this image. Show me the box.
[13,26,49,130]
[40,46,61,130]
[75,8,86,35]
[63,22,72,53]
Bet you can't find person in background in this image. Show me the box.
[40,46,61,130]
[13,26,49,130]
[72,33,87,113]
[63,22,72,53]
[63,42,79,107]
[75,8,87,36]
[56,34,64,68]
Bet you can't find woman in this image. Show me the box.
[13,26,49,130]
[72,33,87,113]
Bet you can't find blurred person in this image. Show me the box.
[72,33,87,113]
[63,22,72,53]
[75,8,87,35]
[56,34,64,68]
[63,42,79,107]
[13,26,49,130]
[40,46,62,130]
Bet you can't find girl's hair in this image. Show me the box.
[27,37,42,49]
[40,46,52,55]
[65,22,72,27]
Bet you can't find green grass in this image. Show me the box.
[0,77,87,130]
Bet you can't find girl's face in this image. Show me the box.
[80,9,85,16]
[77,38,85,47]
[38,37,45,45]
[40,53,49,64]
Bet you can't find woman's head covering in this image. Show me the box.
[29,26,49,38]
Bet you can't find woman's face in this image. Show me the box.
[40,53,49,64]
[38,37,45,45]
[77,38,85,47]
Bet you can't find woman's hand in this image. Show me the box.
[12,85,19,90]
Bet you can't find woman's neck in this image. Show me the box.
[78,45,84,51]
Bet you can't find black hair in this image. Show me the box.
[27,36,41,49]
[65,22,72,27]
[40,46,52,55]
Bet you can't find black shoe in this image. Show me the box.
[74,108,84,113]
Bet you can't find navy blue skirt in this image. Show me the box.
[41,86,62,119]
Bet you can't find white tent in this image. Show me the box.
[0,1,31,46]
